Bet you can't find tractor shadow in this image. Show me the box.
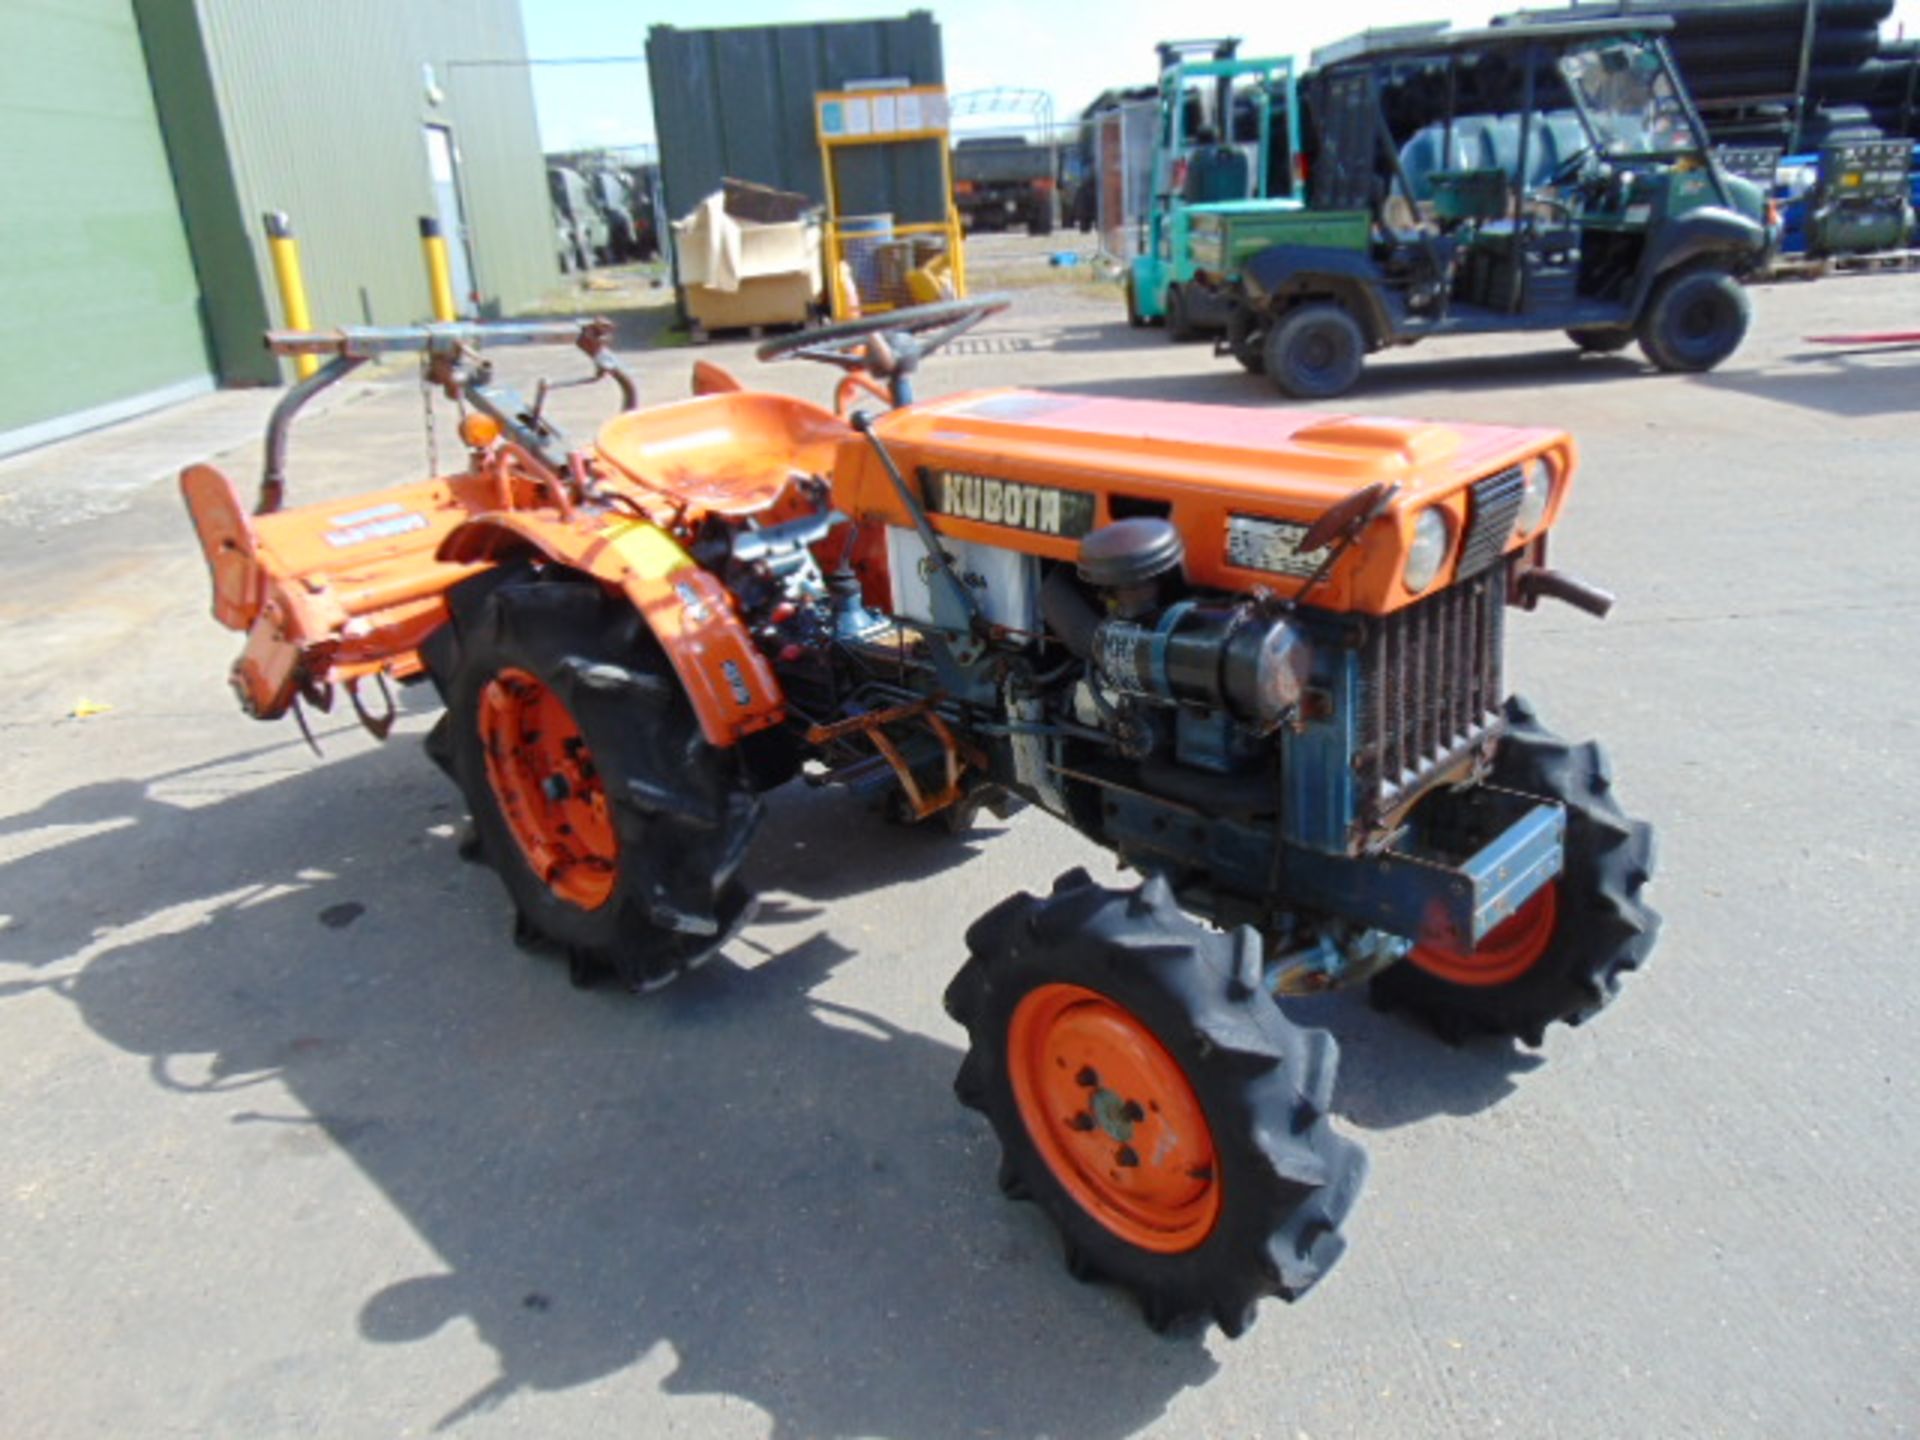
[1284,990,1547,1132]
[0,711,1561,1432]
[0,731,1222,1436]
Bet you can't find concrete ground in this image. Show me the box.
[1,260,1916,1440]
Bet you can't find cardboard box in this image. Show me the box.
[684,271,820,331]
[675,190,822,330]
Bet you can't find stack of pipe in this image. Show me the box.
[1496,0,1917,143]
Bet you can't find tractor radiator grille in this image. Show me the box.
[1457,465,1526,579]
[1356,563,1507,823]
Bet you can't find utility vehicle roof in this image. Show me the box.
[1313,15,1674,69]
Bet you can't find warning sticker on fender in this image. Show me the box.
[1225,514,1328,578]
[322,502,428,548]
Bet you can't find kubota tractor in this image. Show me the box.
[182,300,1659,1336]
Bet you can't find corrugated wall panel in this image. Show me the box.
[648,13,946,226]
[180,0,554,382]
[0,0,210,442]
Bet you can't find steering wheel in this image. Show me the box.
[755,294,1012,380]
[1545,147,1594,189]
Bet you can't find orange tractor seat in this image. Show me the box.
[595,391,852,517]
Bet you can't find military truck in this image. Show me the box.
[953,137,1056,236]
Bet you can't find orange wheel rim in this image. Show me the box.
[1007,983,1221,1254]
[478,668,618,910]
[1409,882,1559,987]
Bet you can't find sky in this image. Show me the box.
[521,0,1920,153]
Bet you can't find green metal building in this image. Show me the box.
[0,0,554,457]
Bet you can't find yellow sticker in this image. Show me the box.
[602,519,691,581]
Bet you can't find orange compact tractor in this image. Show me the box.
[183,300,1659,1335]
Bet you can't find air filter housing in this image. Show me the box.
[1076,518,1185,596]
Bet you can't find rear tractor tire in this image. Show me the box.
[424,570,761,992]
[1264,303,1366,399]
[1637,267,1750,373]
[946,870,1368,1336]
[1370,696,1660,1045]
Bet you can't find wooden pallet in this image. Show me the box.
[685,317,814,346]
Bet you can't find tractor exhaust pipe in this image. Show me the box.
[1516,567,1615,619]
[1040,565,1102,658]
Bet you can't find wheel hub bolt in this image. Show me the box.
[542,774,572,801]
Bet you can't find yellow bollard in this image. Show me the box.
[263,211,318,380]
[418,216,458,323]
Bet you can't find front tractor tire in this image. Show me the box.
[1371,697,1660,1045]
[946,870,1367,1336]
[1264,302,1367,399]
[1637,267,1750,373]
[424,571,760,991]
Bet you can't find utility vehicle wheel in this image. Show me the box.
[1637,267,1750,373]
[1226,305,1267,374]
[424,571,761,991]
[1371,696,1660,1046]
[1567,326,1633,354]
[1165,285,1202,342]
[1124,272,1147,329]
[1027,210,1055,238]
[946,870,1367,1336]
[1264,303,1366,399]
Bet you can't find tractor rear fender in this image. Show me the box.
[438,512,785,747]
[1634,207,1767,307]
[1240,246,1394,345]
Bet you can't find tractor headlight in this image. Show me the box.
[1516,457,1554,536]
[1403,508,1452,594]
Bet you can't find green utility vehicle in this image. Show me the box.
[1218,20,1771,397]
[1124,39,1303,339]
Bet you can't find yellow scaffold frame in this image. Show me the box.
[814,84,968,321]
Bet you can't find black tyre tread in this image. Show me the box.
[1226,306,1268,374]
[1637,267,1751,373]
[944,869,1367,1336]
[1370,695,1660,1045]
[424,569,762,992]
[1165,285,1202,343]
[1264,303,1366,399]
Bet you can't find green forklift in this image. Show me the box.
[1218,19,1772,397]
[1123,39,1305,340]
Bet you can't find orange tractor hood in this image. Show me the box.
[847,389,1575,614]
